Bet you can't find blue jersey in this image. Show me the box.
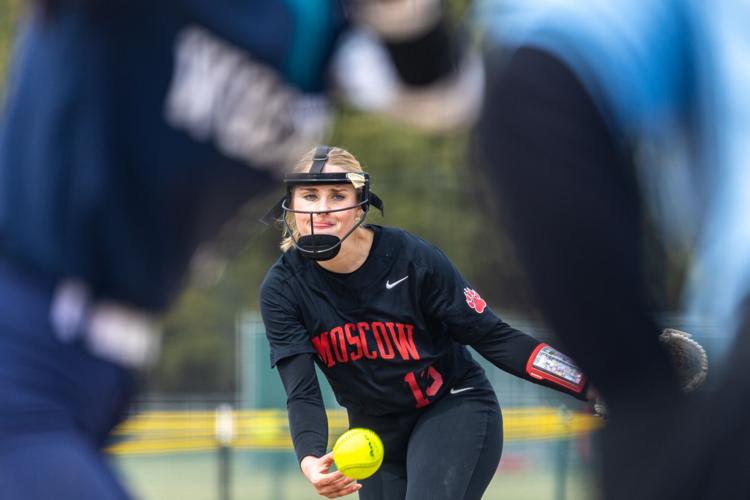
[478,0,750,343]
[0,1,344,310]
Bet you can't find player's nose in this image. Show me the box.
[313,199,332,215]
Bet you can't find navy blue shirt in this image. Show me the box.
[0,1,345,310]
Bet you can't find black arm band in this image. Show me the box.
[383,17,463,86]
[277,353,329,463]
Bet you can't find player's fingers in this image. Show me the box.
[314,471,350,492]
[314,470,355,486]
[329,474,357,489]
[320,470,345,483]
[319,479,361,498]
[319,451,335,469]
[585,385,599,401]
[312,470,347,495]
[333,482,362,498]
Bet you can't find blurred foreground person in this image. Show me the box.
[0,1,482,498]
[475,0,750,498]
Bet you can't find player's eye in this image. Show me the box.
[302,193,318,201]
[332,193,346,201]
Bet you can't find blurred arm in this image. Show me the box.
[333,0,483,131]
[353,0,460,86]
[476,46,680,409]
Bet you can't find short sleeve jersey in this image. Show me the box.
[260,225,536,415]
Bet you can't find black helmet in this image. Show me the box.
[262,145,384,261]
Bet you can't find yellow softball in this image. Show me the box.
[332,428,384,480]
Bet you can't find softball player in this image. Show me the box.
[260,146,590,500]
[0,1,480,498]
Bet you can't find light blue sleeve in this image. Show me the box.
[476,0,691,138]
[479,0,750,354]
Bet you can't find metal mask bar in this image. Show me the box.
[260,145,384,259]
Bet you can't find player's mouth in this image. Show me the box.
[311,222,336,231]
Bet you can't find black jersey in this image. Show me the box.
[260,225,542,415]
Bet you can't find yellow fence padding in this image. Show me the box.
[107,406,600,456]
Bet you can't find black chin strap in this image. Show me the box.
[368,193,384,215]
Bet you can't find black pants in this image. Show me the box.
[350,382,502,500]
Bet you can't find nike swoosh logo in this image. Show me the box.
[385,275,409,290]
[450,387,474,395]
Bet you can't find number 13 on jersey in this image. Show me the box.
[404,366,443,408]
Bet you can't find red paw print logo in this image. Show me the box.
[464,287,487,313]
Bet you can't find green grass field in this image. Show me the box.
[111,406,599,499]
[114,447,597,500]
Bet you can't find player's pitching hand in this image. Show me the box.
[301,452,363,498]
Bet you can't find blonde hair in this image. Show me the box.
[280,146,367,252]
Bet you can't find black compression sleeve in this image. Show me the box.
[277,353,328,463]
[469,321,539,378]
[471,324,589,401]
[383,17,463,86]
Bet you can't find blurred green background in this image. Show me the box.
[0,0,535,397]
[0,2,706,499]
[0,0,687,402]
